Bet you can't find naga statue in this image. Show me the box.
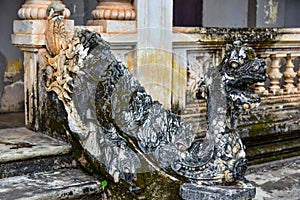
[44,3,266,198]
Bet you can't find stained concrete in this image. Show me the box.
[0,81,24,113]
[0,125,102,199]
[246,156,300,200]
[0,114,299,199]
[0,127,71,162]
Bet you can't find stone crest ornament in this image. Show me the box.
[45,2,87,106]
[44,4,266,198]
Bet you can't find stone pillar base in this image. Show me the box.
[87,20,136,33]
[180,180,256,200]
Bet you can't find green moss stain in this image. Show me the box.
[135,172,182,200]
[198,27,280,43]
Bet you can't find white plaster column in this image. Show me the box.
[172,49,187,111]
[88,0,136,33]
[136,0,173,109]
[12,0,73,129]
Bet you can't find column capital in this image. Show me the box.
[18,0,70,20]
[92,0,135,21]
[88,0,136,33]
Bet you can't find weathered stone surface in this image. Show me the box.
[0,112,24,129]
[42,27,267,200]
[41,7,267,197]
[0,81,24,113]
[0,169,101,200]
[87,19,136,33]
[0,127,71,163]
[13,20,47,35]
[246,156,300,200]
[180,181,256,200]
[184,94,300,165]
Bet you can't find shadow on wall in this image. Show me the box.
[0,50,24,113]
[0,51,6,102]
[0,0,24,113]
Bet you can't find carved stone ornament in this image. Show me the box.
[199,27,279,43]
[45,2,87,107]
[44,4,266,194]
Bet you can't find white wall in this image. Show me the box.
[203,0,248,27]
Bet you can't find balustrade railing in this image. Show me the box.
[256,52,300,96]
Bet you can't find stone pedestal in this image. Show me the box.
[87,19,135,33]
[12,0,73,129]
[180,181,256,200]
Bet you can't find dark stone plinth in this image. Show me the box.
[180,180,256,200]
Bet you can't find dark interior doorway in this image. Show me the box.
[173,0,203,27]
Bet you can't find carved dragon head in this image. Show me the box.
[219,41,267,115]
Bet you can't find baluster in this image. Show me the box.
[268,54,283,94]
[283,54,297,94]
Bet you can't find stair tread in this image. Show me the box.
[0,168,101,200]
[0,127,71,163]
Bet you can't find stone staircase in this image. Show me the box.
[241,94,300,165]
[182,94,300,165]
[181,99,207,139]
[0,127,102,200]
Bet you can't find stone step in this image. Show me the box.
[247,137,300,165]
[0,127,75,178]
[0,168,102,200]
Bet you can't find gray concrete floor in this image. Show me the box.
[246,156,300,200]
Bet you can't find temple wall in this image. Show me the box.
[0,0,24,113]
